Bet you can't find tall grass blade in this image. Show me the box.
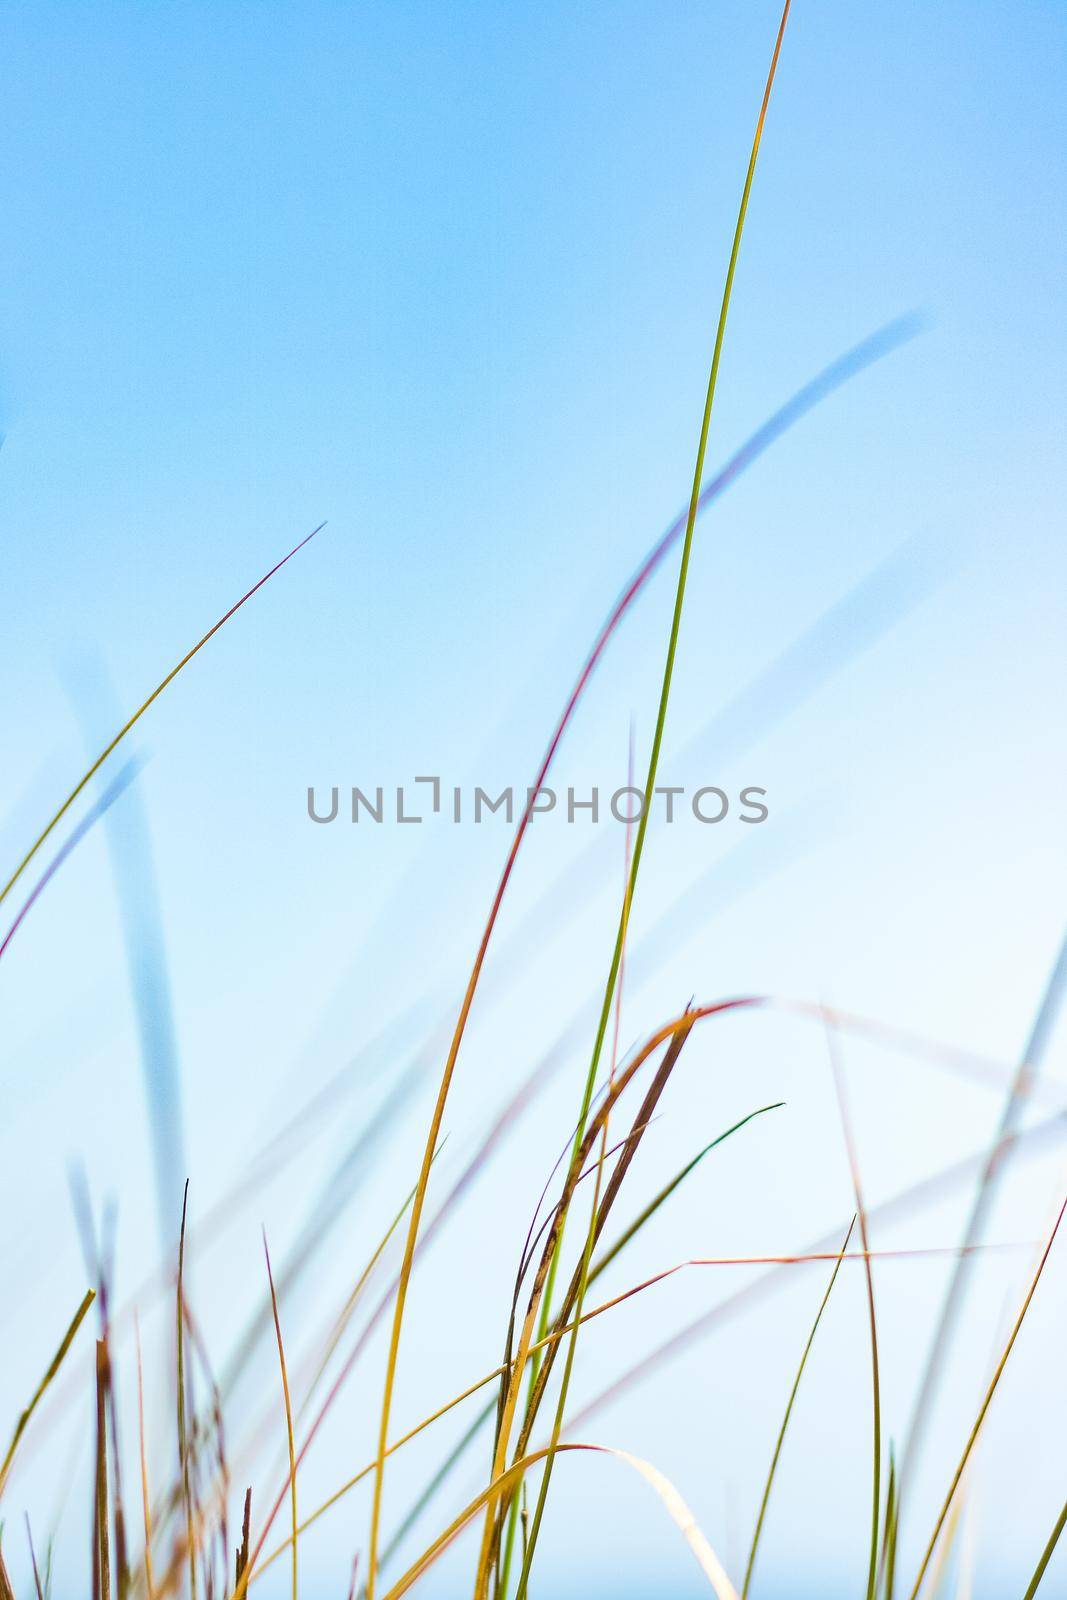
[898,929,1067,1510]
[512,8,793,1592]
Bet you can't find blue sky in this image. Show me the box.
[1,4,1066,1596]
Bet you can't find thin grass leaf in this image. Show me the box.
[0,1288,94,1500]
[742,1218,855,1598]
[1023,1494,1067,1599]
[177,1184,196,1600]
[263,1235,297,1600]
[512,12,793,1593]
[0,523,325,913]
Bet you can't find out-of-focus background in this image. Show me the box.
[1,3,1065,1595]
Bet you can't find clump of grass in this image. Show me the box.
[5,6,1066,1600]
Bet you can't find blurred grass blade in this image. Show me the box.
[0,758,144,965]
[0,522,325,913]
[592,1103,785,1285]
[898,927,1067,1509]
[0,1288,95,1499]
[742,1218,855,1598]
[512,9,793,1594]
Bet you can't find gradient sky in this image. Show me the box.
[1,4,1066,1596]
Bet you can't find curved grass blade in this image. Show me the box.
[380,1442,739,1600]
[0,522,325,914]
[898,928,1067,1512]
[905,1191,1067,1600]
[742,1218,855,1598]
[511,10,794,1594]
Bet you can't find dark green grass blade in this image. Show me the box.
[742,1218,855,1598]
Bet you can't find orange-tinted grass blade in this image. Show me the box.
[263,1235,298,1600]
[0,757,145,963]
[1023,1494,1067,1599]
[0,522,325,913]
[742,1219,855,1598]
[905,1191,1067,1600]
[380,1442,739,1600]
[0,1287,94,1500]
[135,1315,156,1600]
